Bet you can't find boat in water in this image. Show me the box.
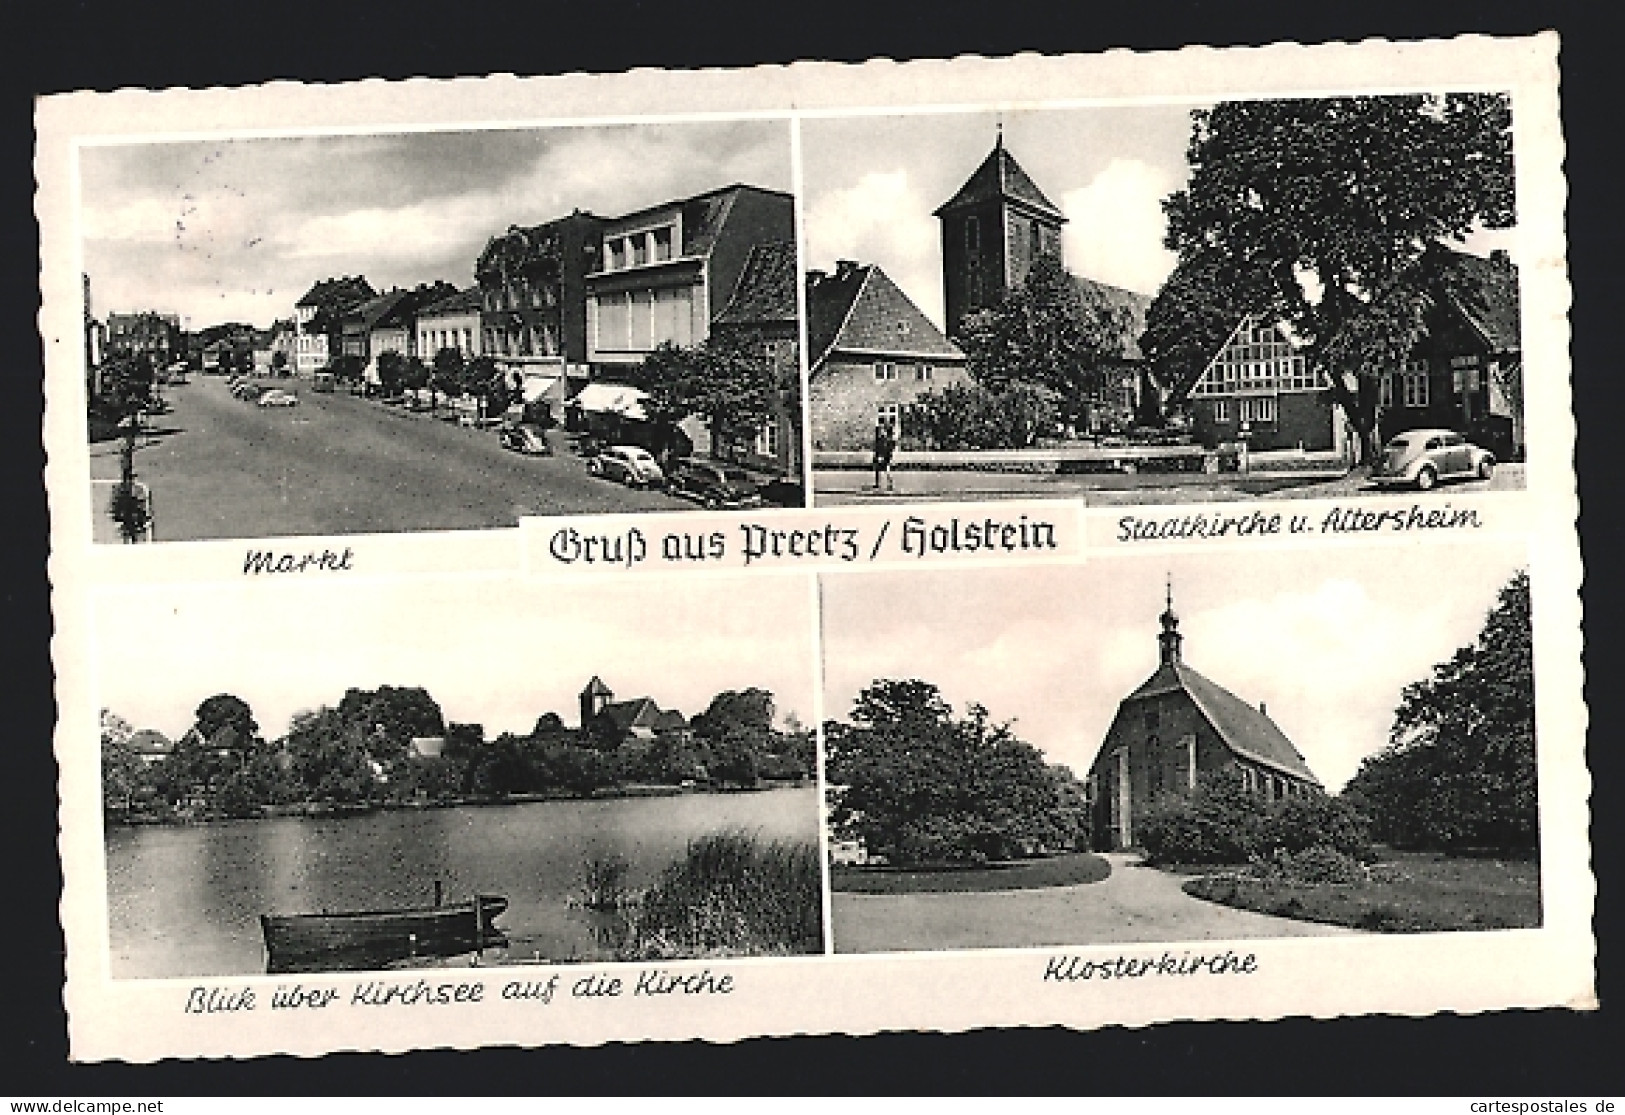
[261,893,508,974]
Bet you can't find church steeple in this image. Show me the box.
[934,133,1068,339]
[1158,577,1183,667]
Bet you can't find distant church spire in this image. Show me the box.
[1159,577,1183,667]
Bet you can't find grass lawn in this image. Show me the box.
[1182,848,1541,932]
[832,851,1111,894]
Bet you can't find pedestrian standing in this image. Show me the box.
[872,420,896,491]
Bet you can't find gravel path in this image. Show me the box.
[832,853,1359,953]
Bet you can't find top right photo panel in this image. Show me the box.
[803,95,1523,507]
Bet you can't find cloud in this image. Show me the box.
[806,169,942,327]
[1061,157,1179,296]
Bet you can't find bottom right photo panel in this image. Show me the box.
[819,541,1538,954]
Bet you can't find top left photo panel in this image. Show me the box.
[78,119,804,544]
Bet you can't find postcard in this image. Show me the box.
[38,33,1590,1062]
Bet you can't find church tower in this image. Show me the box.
[1158,577,1183,667]
[579,676,613,726]
[934,131,1068,339]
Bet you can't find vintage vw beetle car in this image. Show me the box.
[587,445,664,488]
[498,425,552,456]
[664,458,764,509]
[256,388,299,407]
[1370,428,1494,490]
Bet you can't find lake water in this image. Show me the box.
[105,786,820,979]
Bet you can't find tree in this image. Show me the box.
[285,707,378,805]
[98,353,157,542]
[375,350,406,397]
[403,356,431,407]
[956,253,1133,429]
[1140,252,1272,417]
[271,350,289,377]
[101,710,144,815]
[1161,94,1515,461]
[334,685,446,773]
[431,347,466,408]
[625,337,778,464]
[195,693,258,744]
[330,354,365,393]
[826,679,1084,865]
[1342,571,1534,851]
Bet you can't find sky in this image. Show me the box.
[94,572,816,742]
[79,120,792,331]
[819,541,1528,791]
[801,103,1522,333]
[801,106,1199,329]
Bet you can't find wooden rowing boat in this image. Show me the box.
[261,893,508,974]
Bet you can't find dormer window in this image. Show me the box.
[652,226,673,262]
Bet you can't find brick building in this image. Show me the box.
[1086,589,1322,850]
[475,211,604,380]
[805,261,968,452]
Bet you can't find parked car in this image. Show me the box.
[312,371,337,393]
[499,425,552,456]
[664,458,764,509]
[1370,428,1494,490]
[257,389,299,408]
[588,445,664,488]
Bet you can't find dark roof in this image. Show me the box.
[418,287,483,317]
[806,263,964,369]
[347,291,409,330]
[713,241,799,326]
[600,697,686,733]
[1432,245,1520,352]
[1073,276,1152,361]
[1124,661,1321,785]
[934,139,1066,222]
[296,276,376,310]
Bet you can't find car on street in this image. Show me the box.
[257,389,299,407]
[588,445,664,488]
[1369,427,1494,490]
[499,425,552,456]
[664,458,764,509]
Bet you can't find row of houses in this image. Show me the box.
[286,183,800,477]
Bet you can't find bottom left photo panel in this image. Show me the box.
[90,570,825,980]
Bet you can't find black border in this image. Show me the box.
[7,0,1619,1095]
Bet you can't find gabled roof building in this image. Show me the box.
[578,676,690,747]
[1086,588,1322,850]
[709,239,803,477]
[805,260,969,452]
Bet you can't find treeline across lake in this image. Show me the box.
[103,684,814,823]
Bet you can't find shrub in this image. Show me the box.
[610,829,822,960]
[1139,781,1266,865]
[1249,845,1368,885]
[1267,795,1374,861]
[1141,776,1375,866]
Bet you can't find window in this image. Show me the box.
[652,226,673,262]
[966,215,980,252]
[632,235,649,267]
[1379,373,1395,408]
[877,402,900,430]
[917,364,934,382]
[1239,396,1276,423]
[875,362,897,382]
[1212,399,1231,422]
[1183,735,1198,790]
[1030,221,1042,260]
[1402,362,1431,408]
[754,421,780,458]
[1144,707,1160,731]
[608,239,627,270]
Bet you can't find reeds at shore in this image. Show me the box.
[580,828,823,960]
